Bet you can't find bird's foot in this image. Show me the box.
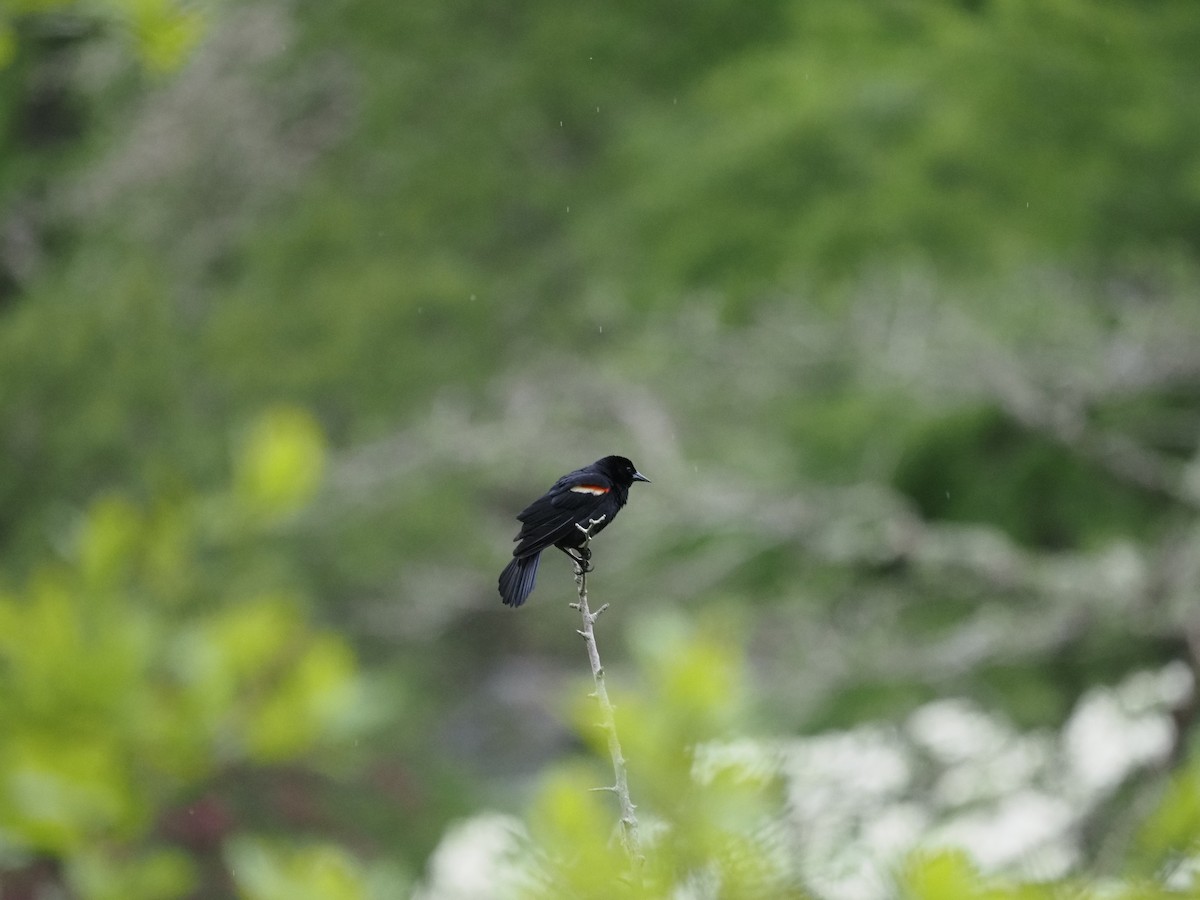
[564,546,593,573]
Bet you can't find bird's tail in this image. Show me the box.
[499,553,540,607]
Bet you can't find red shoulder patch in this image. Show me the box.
[569,485,610,495]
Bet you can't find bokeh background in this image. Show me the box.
[3,1,1200,897]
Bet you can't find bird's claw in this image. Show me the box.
[565,546,593,573]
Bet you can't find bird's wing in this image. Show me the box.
[512,472,614,554]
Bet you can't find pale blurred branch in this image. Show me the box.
[986,365,1198,509]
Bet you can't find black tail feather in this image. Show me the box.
[499,553,540,607]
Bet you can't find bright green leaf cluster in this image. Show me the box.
[1134,757,1200,880]
[897,847,1199,900]
[1,0,206,71]
[70,847,195,900]
[0,408,375,897]
[112,0,207,72]
[234,406,327,522]
[227,836,404,900]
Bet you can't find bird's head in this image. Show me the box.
[600,455,650,486]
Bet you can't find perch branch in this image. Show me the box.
[569,516,643,862]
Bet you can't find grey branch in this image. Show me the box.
[570,518,643,864]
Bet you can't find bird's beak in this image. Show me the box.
[632,471,651,483]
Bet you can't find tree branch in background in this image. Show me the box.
[569,517,643,863]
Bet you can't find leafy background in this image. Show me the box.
[2,0,1200,896]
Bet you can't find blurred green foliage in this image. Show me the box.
[479,621,1200,898]
[1,0,204,72]
[0,406,388,897]
[893,406,1170,550]
[521,616,803,898]
[2,0,1200,895]
[225,836,394,900]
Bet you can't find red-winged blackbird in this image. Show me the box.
[499,455,650,607]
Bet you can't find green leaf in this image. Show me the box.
[234,407,327,520]
[226,837,373,900]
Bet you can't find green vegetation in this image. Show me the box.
[3,0,1200,895]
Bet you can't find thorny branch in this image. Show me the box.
[569,516,643,863]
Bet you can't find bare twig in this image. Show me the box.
[569,516,643,863]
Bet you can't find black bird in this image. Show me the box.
[499,455,650,607]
